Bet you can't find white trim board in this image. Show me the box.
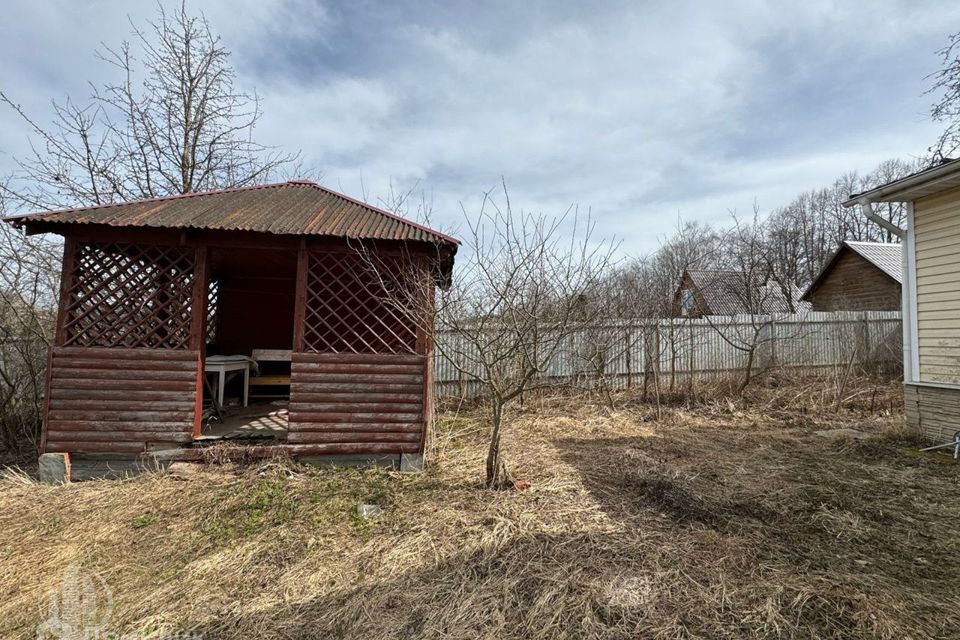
[906,202,920,383]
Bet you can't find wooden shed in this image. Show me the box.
[844,158,960,445]
[801,241,902,312]
[6,181,458,474]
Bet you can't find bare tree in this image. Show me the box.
[0,185,60,453]
[763,158,919,292]
[0,3,310,453]
[700,210,800,394]
[432,184,617,488]
[647,220,723,317]
[579,220,724,403]
[928,30,960,161]
[1,1,306,212]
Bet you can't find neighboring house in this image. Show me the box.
[672,269,810,318]
[5,181,459,479]
[844,157,960,444]
[801,241,902,311]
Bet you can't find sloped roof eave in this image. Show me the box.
[3,180,460,247]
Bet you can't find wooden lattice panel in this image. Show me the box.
[206,278,220,345]
[303,251,421,354]
[62,242,196,349]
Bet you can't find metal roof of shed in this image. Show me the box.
[4,180,459,246]
[843,241,902,283]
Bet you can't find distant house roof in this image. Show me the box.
[801,241,902,301]
[4,180,459,247]
[684,269,811,316]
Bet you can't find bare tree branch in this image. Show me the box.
[0,1,314,212]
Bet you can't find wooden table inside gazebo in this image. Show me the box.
[204,355,253,408]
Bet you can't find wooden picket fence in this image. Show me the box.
[434,311,902,398]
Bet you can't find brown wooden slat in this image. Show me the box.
[53,346,197,360]
[288,347,427,454]
[290,392,422,403]
[286,431,421,443]
[49,410,194,422]
[43,441,149,453]
[46,430,192,443]
[291,372,423,384]
[292,363,425,374]
[249,375,291,385]
[289,402,421,413]
[286,422,422,433]
[40,347,54,453]
[284,443,420,454]
[291,382,421,394]
[52,357,198,372]
[47,420,194,433]
[293,352,426,365]
[52,367,198,382]
[293,239,308,352]
[50,379,195,392]
[48,399,194,412]
[189,245,208,351]
[49,388,192,402]
[288,411,421,423]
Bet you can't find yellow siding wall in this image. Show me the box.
[914,186,960,384]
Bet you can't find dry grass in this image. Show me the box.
[2,378,959,639]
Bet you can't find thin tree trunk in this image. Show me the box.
[738,347,755,396]
[486,400,504,488]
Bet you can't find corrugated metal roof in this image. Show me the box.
[5,180,459,246]
[843,241,902,283]
[687,269,811,315]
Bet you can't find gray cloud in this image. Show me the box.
[0,0,954,253]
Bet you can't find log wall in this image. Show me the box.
[807,249,901,312]
[44,346,199,453]
[287,352,426,454]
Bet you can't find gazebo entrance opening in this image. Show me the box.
[199,245,298,442]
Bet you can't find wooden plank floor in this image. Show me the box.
[198,403,288,440]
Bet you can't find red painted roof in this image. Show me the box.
[6,180,459,246]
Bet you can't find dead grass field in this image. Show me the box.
[2,379,959,639]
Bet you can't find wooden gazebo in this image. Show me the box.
[7,181,457,476]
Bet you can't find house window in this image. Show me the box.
[681,288,695,316]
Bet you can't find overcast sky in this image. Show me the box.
[1,0,957,255]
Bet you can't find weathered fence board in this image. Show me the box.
[434,311,902,398]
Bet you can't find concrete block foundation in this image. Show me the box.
[38,453,70,484]
[400,453,423,472]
